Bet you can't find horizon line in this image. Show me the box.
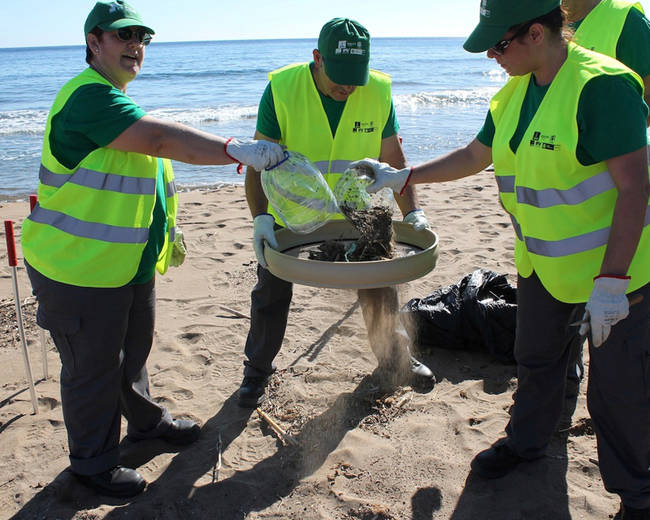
[0,35,469,51]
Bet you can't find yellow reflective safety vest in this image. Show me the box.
[491,43,650,303]
[572,0,644,57]
[268,62,392,224]
[22,68,179,288]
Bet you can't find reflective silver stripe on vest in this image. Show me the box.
[29,204,149,244]
[166,180,177,199]
[517,170,615,208]
[509,214,523,241]
[39,164,156,195]
[496,175,515,193]
[511,204,650,257]
[312,160,353,175]
[169,226,176,243]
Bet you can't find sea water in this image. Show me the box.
[0,38,507,200]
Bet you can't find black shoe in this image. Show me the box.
[74,466,146,498]
[471,439,528,479]
[160,419,201,445]
[614,504,650,520]
[410,355,436,386]
[238,375,270,408]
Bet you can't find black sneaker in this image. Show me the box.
[614,504,650,520]
[74,466,146,498]
[470,439,528,479]
[238,375,270,408]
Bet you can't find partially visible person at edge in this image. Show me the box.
[564,0,650,125]
[561,0,650,410]
[351,1,650,518]
[238,17,435,409]
[20,0,284,499]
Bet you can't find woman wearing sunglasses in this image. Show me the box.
[352,1,650,517]
[20,0,284,499]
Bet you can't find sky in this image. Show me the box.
[3,1,650,48]
[9,0,650,48]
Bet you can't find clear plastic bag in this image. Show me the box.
[333,165,372,211]
[261,151,340,234]
[334,165,394,211]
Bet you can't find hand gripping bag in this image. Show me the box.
[261,151,340,234]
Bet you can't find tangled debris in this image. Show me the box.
[308,205,395,262]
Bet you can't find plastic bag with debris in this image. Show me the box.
[333,164,395,212]
[261,151,340,234]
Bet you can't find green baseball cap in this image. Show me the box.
[318,18,370,86]
[463,0,560,53]
[84,0,154,37]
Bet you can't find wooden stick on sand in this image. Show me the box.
[218,305,250,320]
[256,408,298,447]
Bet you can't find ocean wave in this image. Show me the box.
[148,105,258,124]
[140,68,270,81]
[0,105,259,136]
[394,87,500,110]
[0,110,48,136]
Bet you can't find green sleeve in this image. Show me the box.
[381,100,399,139]
[256,82,282,140]
[476,110,495,147]
[616,7,650,78]
[577,74,648,165]
[50,82,145,169]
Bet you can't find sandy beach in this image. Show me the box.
[0,174,613,519]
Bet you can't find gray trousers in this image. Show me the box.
[26,263,172,476]
[243,264,408,378]
[505,272,650,508]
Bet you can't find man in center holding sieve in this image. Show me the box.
[238,17,436,407]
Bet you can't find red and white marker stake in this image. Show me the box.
[4,220,38,414]
[29,195,48,380]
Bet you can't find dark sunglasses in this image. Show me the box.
[115,27,152,46]
[491,22,533,55]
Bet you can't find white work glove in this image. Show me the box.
[253,213,278,268]
[348,159,412,194]
[403,208,430,231]
[226,138,285,172]
[579,275,630,347]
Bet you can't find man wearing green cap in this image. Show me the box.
[351,1,650,518]
[239,17,434,408]
[22,0,284,499]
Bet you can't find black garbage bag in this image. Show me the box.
[400,269,517,364]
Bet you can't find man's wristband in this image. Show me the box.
[224,137,244,174]
[594,274,631,281]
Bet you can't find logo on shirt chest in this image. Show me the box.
[529,131,560,151]
[352,120,376,134]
